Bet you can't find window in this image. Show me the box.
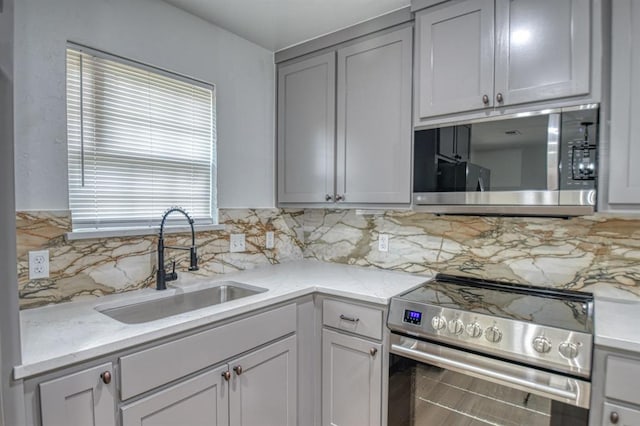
[66,45,215,232]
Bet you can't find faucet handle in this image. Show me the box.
[166,260,178,281]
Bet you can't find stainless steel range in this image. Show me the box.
[387,274,594,426]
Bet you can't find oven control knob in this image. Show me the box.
[466,322,483,338]
[532,336,552,354]
[559,342,579,359]
[485,326,502,343]
[448,319,464,335]
[431,315,447,331]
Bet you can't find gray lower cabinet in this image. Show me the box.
[278,25,412,205]
[120,335,296,426]
[121,366,229,426]
[322,329,382,426]
[229,335,297,426]
[39,363,116,426]
[591,347,640,425]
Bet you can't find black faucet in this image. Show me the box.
[156,207,199,290]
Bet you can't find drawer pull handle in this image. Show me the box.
[222,371,231,381]
[100,371,112,385]
[339,314,360,323]
[233,365,243,376]
[610,411,619,424]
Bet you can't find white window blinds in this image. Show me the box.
[66,46,215,231]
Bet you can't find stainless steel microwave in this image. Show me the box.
[413,105,599,216]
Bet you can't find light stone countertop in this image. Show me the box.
[594,297,640,353]
[16,260,431,380]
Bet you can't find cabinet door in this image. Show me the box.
[609,0,640,204]
[603,402,640,426]
[415,0,495,119]
[40,363,116,426]
[322,329,382,426]
[494,0,590,106]
[229,335,297,426]
[278,53,336,203]
[121,366,229,426]
[336,26,412,203]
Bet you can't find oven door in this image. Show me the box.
[389,334,590,426]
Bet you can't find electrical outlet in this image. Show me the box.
[29,250,50,280]
[230,234,246,253]
[265,231,275,249]
[378,234,389,252]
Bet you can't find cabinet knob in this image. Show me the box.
[496,92,504,103]
[100,371,112,385]
[610,411,619,424]
[370,348,378,357]
[482,94,489,105]
[335,194,344,202]
[233,365,243,376]
[222,371,231,381]
[325,194,333,202]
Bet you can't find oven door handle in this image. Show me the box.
[390,334,590,409]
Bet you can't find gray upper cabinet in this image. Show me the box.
[415,0,591,124]
[415,0,495,119]
[493,0,590,106]
[40,363,116,426]
[608,0,640,206]
[278,25,413,205]
[278,53,336,203]
[335,26,413,204]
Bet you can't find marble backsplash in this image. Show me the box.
[303,210,640,299]
[16,208,640,308]
[16,209,305,309]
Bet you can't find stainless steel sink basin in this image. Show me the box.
[96,281,267,324]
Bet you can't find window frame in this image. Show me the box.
[65,43,217,236]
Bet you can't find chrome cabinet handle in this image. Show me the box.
[222,371,231,381]
[482,94,489,105]
[339,314,360,323]
[325,194,333,202]
[610,411,619,424]
[233,365,243,376]
[100,371,112,385]
[335,194,344,202]
[496,92,504,103]
[370,348,378,356]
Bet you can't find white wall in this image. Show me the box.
[0,0,26,423]
[14,0,276,211]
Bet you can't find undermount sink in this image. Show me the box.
[96,281,267,324]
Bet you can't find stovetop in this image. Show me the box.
[399,275,592,333]
[387,274,594,378]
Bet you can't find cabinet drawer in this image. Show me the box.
[322,299,382,340]
[119,304,296,400]
[603,402,640,426]
[605,356,640,405]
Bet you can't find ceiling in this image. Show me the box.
[162,0,410,52]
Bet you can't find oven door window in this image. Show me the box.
[389,354,588,426]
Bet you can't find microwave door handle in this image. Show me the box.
[547,113,560,191]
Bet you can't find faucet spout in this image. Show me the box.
[156,207,199,290]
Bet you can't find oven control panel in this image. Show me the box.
[403,309,422,325]
[388,300,593,378]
